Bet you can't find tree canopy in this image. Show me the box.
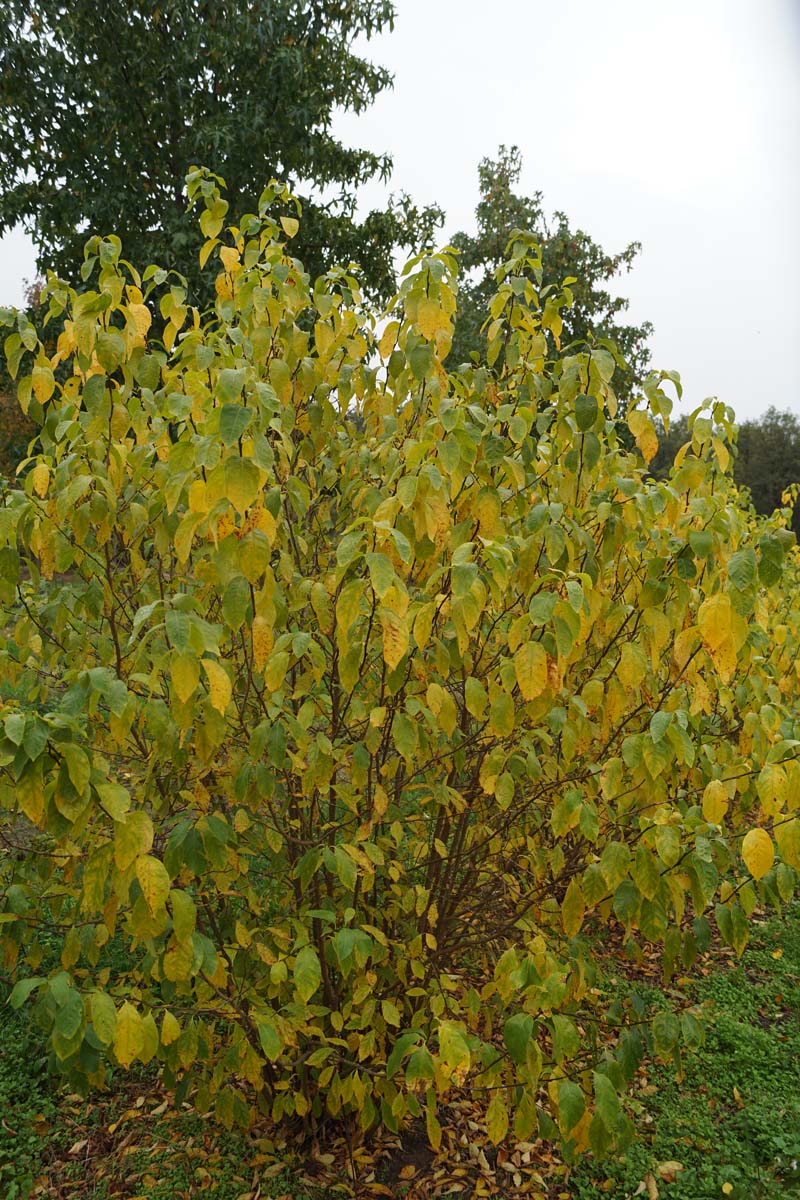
[449,147,653,407]
[0,0,438,300]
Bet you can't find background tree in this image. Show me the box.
[449,146,653,407]
[0,0,439,301]
[651,407,800,536]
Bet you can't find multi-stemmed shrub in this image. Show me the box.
[0,169,798,1157]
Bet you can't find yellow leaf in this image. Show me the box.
[114,1001,144,1069]
[628,409,659,463]
[171,652,200,703]
[251,614,273,671]
[381,608,409,672]
[128,304,151,337]
[161,1010,180,1046]
[378,320,400,360]
[31,364,55,404]
[702,780,729,825]
[31,463,50,498]
[741,828,774,880]
[219,245,240,273]
[203,659,232,714]
[486,1093,509,1145]
[561,877,585,938]
[697,593,732,652]
[418,297,447,341]
[280,215,299,239]
[514,641,548,702]
[264,649,290,692]
[135,855,170,916]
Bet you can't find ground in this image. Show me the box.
[1,904,798,1199]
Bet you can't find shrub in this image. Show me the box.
[0,170,798,1156]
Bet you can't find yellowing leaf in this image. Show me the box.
[697,593,732,652]
[561,877,586,938]
[514,640,548,702]
[161,1010,181,1046]
[114,1001,144,1068]
[486,1093,509,1145]
[203,659,232,714]
[741,828,774,880]
[381,608,409,672]
[378,320,400,360]
[171,652,200,703]
[280,215,299,239]
[702,780,729,825]
[31,463,50,498]
[32,364,55,405]
[251,614,273,671]
[114,811,154,872]
[135,855,170,916]
[128,304,151,337]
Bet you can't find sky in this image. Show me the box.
[1,0,798,422]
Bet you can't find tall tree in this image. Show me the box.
[449,146,652,406]
[0,0,438,300]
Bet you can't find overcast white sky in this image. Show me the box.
[1,0,798,422]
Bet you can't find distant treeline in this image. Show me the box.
[651,407,800,536]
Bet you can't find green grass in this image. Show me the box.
[1,905,798,1198]
[570,905,800,1200]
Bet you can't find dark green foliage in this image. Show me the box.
[448,146,653,406]
[652,408,800,536]
[0,0,439,301]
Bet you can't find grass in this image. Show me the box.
[0,904,798,1198]
[570,904,800,1200]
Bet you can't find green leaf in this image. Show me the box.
[503,1013,533,1065]
[7,976,44,1010]
[293,945,321,1003]
[558,1080,585,1133]
[219,403,253,446]
[61,744,90,795]
[575,393,598,431]
[652,1010,680,1056]
[256,1016,282,1061]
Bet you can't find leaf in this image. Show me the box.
[561,877,585,938]
[257,1015,282,1061]
[293,945,321,1003]
[702,779,729,825]
[652,1011,680,1057]
[219,403,252,447]
[61,744,90,796]
[7,976,44,1010]
[486,1093,509,1145]
[114,1001,144,1068]
[437,1020,470,1074]
[91,992,117,1045]
[503,1013,533,1065]
[558,1080,585,1133]
[280,215,299,238]
[225,457,260,515]
[741,828,774,880]
[135,855,170,915]
[114,811,154,872]
[203,659,232,714]
[514,640,548,702]
[380,608,409,672]
[697,593,732,652]
[171,651,201,703]
[161,1011,181,1046]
